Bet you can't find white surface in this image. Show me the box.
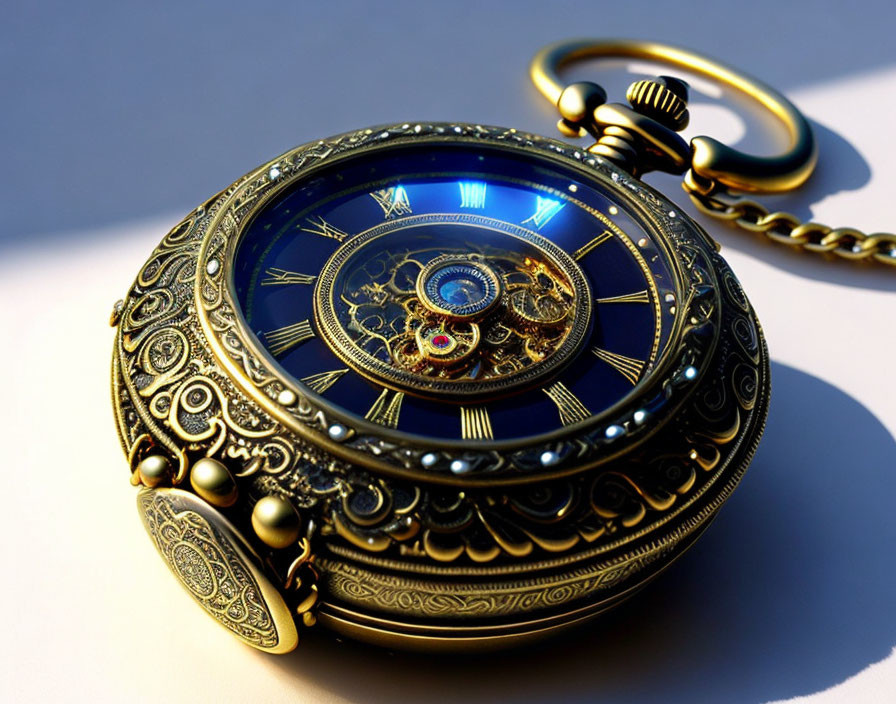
[2,11,896,704]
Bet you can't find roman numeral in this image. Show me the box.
[260,268,317,286]
[596,289,650,304]
[572,230,614,260]
[460,406,493,441]
[264,320,315,357]
[458,181,487,208]
[592,347,644,385]
[365,389,404,428]
[300,216,348,242]
[522,196,565,230]
[300,368,348,395]
[370,186,412,218]
[543,382,592,426]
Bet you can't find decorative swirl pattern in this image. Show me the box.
[111,122,769,637]
[319,550,663,619]
[195,125,721,480]
[138,489,286,650]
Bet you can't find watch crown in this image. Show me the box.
[626,76,690,131]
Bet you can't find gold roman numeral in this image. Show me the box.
[592,347,644,385]
[543,382,592,426]
[370,186,412,218]
[365,389,404,428]
[264,320,315,357]
[460,406,493,441]
[572,230,614,260]
[522,196,565,230]
[300,368,348,395]
[260,267,317,286]
[300,216,348,242]
[596,289,650,304]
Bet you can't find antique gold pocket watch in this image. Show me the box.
[109,39,893,654]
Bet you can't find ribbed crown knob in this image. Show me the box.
[625,76,690,131]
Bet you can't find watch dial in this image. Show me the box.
[233,143,678,442]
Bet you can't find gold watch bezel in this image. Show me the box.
[193,124,714,487]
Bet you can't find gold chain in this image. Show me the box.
[529,40,896,270]
[683,172,896,267]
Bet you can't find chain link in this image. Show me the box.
[683,172,896,267]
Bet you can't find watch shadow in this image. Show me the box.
[269,361,896,703]
[534,59,896,294]
[647,117,896,294]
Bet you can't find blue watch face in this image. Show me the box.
[232,143,679,443]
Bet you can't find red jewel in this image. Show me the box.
[432,334,451,348]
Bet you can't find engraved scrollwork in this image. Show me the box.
[138,489,287,650]
[112,123,770,636]
[319,548,667,619]
[194,123,723,479]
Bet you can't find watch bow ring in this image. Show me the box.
[531,38,896,266]
[110,38,784,654]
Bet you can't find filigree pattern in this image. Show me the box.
[313,214,592,398]
[195,123,721,480]
[319,547,666,618]
[138,490,281,649]
[111,122,769,633]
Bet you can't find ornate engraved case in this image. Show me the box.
[111,123,769,653]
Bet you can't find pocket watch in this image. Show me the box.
[109,39,893,655]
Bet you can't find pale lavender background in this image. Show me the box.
[3,1,895,249]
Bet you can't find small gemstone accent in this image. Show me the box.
[605,425,625,439]
[327,423,348,441]
[633,409,648,425]
[268,165,281,180]
[450,459,471,474]
[432,334,451,349]
[668,210,677,218]
[683,366,698,381]
[540,450,560,467]
[206,259,220,275]
[277,389,297,406]
[421,452,438,468]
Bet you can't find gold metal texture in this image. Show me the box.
[316,511,717,652]
[111,122,769,653]
[137,488,299,653]
[189,457,238,507]
[312,215,592,399]
[191,124,723,487]
[251,495,302,549]
[684,185,896,266]
[530,38,817,193]
[531,38,896,267]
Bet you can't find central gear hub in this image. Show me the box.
[312,213,592,398]
[416,255,502,320]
